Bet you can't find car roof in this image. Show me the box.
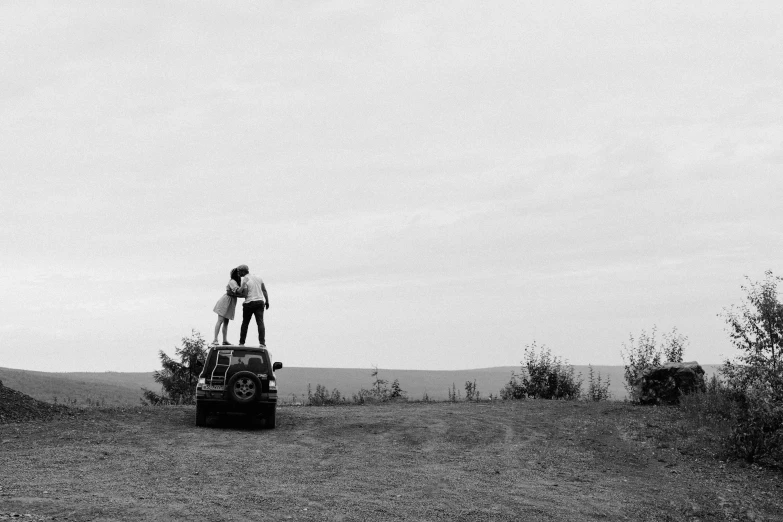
[210,345,268,354]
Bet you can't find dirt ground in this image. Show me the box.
[1,401,781,521]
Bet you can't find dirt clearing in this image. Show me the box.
[1,401,781,521]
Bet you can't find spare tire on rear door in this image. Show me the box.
[227,371,261,404]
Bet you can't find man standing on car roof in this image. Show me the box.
[236,264,269,347]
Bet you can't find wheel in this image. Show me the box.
[227,371,261,404]
[195,402,207,427]
[265,407,276,429]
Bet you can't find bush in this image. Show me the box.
[620,326,688,401]
[390,379,405,399]
[447,382,460,402]
[307,383,343,406]
[725,393,783,465]
[679,375,737,420]
[500,342,582,400]
[719,271,783,465]
[464,380,480,401]
[499,373,525,400]
[584,365,611,402]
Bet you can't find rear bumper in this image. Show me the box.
[196,392,277,412]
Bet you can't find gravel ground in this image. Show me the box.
[1,400,781,521]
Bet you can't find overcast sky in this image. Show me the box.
[1,1,781,372]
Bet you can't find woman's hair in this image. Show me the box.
[230,268,241,286]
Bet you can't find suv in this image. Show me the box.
[195,345,282,428]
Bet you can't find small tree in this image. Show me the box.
[390,379,405,399]
[721,271,783,398]
[371,365,389,399]
[719,271,783,464]
[447,382,459,402]
[585,365,611,402]
[464,380,480,401]
[464,380,475,401]
[142,330,207,405]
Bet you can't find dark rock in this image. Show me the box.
[633,361,706,405]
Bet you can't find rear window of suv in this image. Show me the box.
[227,350,268,373]
[203,349,269,379]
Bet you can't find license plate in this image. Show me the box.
[202,385,225,391]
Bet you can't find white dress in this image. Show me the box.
[212,280,240,320]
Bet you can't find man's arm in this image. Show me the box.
[262,283,269,309]
[231,276,248,298]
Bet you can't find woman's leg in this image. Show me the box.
[213,315,224,344]
[221,317,230,344]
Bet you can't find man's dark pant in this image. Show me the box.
[239,300,265,346]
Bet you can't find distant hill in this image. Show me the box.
[0,367,157,407]
[1,364,721,406]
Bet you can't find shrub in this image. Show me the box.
[370,366,388,397]
[679,375,738,421]
[523,343,581,400]
[447,382,460,402]
[352,389,373,404]
[620,326,688,401]
[307,383,343,406]
[390,379,405,399]
[464,380,480,401]
[500,342,582,400]
[584,365,611,402]
[719,270,783,465]
[499,373,525,400]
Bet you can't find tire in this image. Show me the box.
[227,371,261,404]
[195,402,207,427]
[265,407,276,429]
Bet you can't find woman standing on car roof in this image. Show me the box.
[211,267,244,345]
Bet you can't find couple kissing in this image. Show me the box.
[212,264,269,347]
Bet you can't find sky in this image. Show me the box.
[1,1,781,372]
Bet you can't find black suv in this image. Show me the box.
[195,345,282,428]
